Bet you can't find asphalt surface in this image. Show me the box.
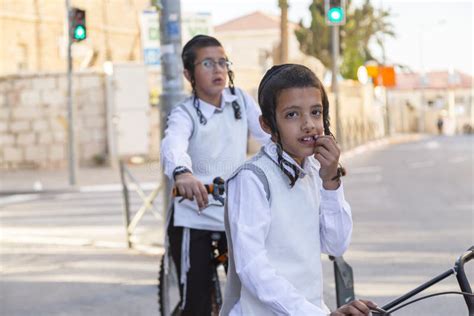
[1,134,473,315]
[338,135,474,315]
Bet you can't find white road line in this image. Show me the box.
[425,141,440,149]
[448,156,468,164]
[350,166,382,174]
[0,194,40,206]
[79,182,158,193]
[408,160,436,168]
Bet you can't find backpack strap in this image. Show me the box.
[176,102,196,139]
[237,164,270,201]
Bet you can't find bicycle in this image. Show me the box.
[158,177,228,316]
[334,246,473,315]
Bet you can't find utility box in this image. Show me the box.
[105,63,150,160]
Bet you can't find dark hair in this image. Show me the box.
[258,64,332,137]
[181,34,240,124]
[258,64,344,187]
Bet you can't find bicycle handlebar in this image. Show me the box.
[172,177,225,197]
[455,246,474,313]
[173,183,214,197]
[172,177,226,206]
[379,246,474,315]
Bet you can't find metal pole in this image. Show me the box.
[385,88,391,136]
[65,0,77,186]
[381,0,391,136]
[418,28,425,133]
[279,0,289,64]
[159,0,185,215]
[331,25,342,146]
[119,161,132,248]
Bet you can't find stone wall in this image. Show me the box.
[0,72,107,169]
[0,0,150,76]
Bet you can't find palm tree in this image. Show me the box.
[295,0,395,80]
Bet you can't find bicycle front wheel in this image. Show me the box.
[158,255,182,316]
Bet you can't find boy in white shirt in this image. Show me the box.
[222,64,378,316]
[160,35,268,316]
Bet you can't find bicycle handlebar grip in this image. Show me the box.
[172,184,213,197]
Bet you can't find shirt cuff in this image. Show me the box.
[320,182,346,214]
[163,159,193,180]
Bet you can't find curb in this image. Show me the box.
[341,133,428,160]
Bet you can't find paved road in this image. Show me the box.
[1,135,472,315]
[331,135,474,315]
[1,189,165,316]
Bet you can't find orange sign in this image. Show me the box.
[365,65,396,87]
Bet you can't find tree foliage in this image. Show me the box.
[295,0,395,80]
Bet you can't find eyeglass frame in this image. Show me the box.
[194,58,233,70]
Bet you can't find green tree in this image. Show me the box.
[295,0,395,80]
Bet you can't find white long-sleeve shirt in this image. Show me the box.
[160,88,269,180]
[226,142,353,315]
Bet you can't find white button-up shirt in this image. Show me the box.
[227,142,353,316]
[161,88,270,179]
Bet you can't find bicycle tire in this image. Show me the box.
[158,255,182,316]
[158,255,224,316]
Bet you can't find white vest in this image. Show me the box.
[173,88,249,231]
[222,150,325,315]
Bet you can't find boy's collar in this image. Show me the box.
[195,88,238,120]
[263,142,318,179]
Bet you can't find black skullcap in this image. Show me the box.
[182,35,220,58]
[258,64,296,105]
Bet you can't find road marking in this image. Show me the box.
[408,160,436,168]
[79,182,157,193]
[350,166,382,174]
[0,194,40,206]
[425,141,440,149]
[448,156,468,164]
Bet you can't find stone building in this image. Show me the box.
[0,0,150,75]
[388,70,473,135]
[215,11,325,96]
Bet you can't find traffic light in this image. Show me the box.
[70,7,86,42]
[325,0,346,25]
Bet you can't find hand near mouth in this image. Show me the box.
[313,135,341,189]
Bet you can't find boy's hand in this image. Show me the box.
[330,299,379,315]
[313,135,341,190]
[174,173,209,210]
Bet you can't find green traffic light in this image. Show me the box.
[328,7,344,23]
[74,25,86,40]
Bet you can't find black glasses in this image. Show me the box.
[195,58,232,70]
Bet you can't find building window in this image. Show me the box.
[17,43,28,71]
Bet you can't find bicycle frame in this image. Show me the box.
[378,246,474,315]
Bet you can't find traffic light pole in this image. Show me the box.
[331,25,343,146]
[158,0,185,235]
[65,0,77,186]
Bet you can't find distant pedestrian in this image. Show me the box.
[221,64,378,316]
[160,34,269,316]
[437,116,444,135]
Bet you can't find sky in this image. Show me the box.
[181,0,473,75]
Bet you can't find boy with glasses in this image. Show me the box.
[160,35,269,315]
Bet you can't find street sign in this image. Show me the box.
[140,10,161,66]
[365,64,396,87]
[182,12,212,44]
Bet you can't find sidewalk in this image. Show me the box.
[0,161,163,195]
[0,133,427,195]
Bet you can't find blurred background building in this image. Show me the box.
[1,0,472,171]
